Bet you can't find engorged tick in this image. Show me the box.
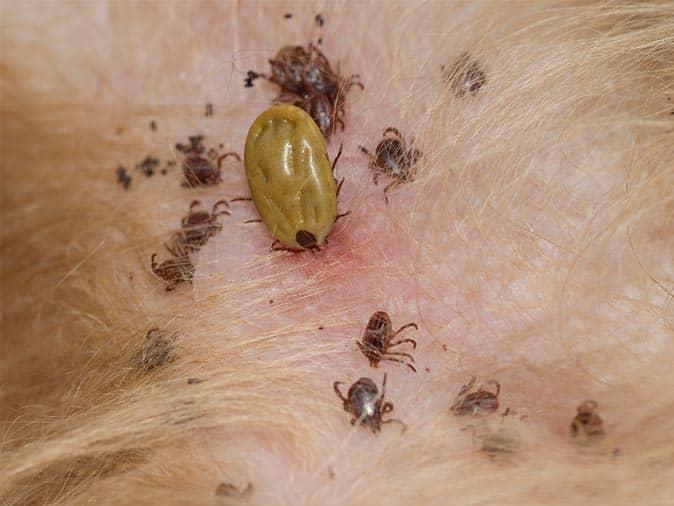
[359,127,422,203]
[333,374,405,433]
[244,104,348,251]
[450,376,500,416]
[357,311,418,372]
[165,200,230,255]
[151,253,195,291]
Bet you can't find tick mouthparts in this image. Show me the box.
[296,230,318,249]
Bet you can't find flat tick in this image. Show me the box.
[359,127,422,204]
[333,374,405,433]
[357,311,418,372]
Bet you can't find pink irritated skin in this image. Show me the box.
[3,1,673,503]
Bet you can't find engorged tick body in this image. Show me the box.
[244,104,339,251]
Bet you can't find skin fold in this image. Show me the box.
[1,1,673,505]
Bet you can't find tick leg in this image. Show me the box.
[382,417,408,433]
[244,219,262,224]
[383,180,402,204]
[358,145,373,158]
[336,177,345,197]
[345,74,365,92]
[333,381,348,403]
[389,338,417,350]
[216,152,241,169]
[383,351,415,361]
[331,143,343,174]
[334,211,350,223]
[393,322,418,338]
[231,197,252,203]
[270,240,294,252]
[381,356,417,373]
[212,199,230,215]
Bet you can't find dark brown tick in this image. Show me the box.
[450,376,500,416]
[165,200,230,255]
[134,328,177,371]
[268,45,311,94]
[333,374,405,433]
[359,127,422,204]
[570,400,605,439]
[357,311,418,372]
[267,43,363,138]
[443,53,487,98]
[151,253,195,291]
[177,135,240,187]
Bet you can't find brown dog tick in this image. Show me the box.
[266,43,363,138]
[443,53,487,98]
[134,327,177,371]
[450,376,500,416]
[166,200,230,255]
[151,253,195,291]
[268,45,311,94]
[571,400,605,439]
[359,127,422,203]
[357,311,418,372]
[177,135,240,187]
[333,374,405,433]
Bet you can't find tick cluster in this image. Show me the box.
[112,129,242,290]
[338,311,507,433]
[151,199,231,291]
[334,311,419,432]
[111,25,603,460]
[341,314,605,447]
[257,43,364,139]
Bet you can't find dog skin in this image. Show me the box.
[2,2,673,505]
